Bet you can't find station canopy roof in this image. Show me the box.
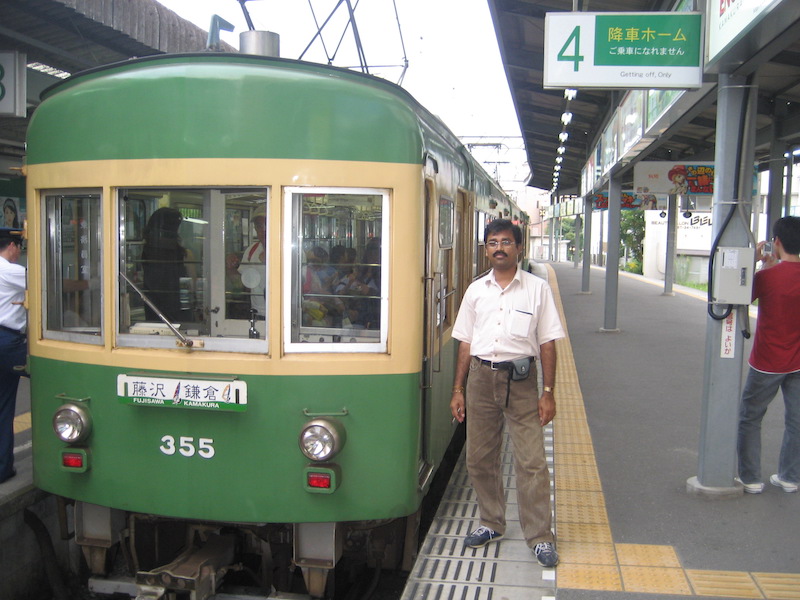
[488,0,800,194]
[0,0,223,171]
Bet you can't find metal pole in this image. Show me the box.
[688,73,757,496]
[573,213,582,269]
[766,108,786,237]
[785,151,794,217]
[602,176,621,332]
[664,194,677,295]
[581,196,592,293]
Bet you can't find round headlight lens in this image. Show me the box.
[53,404,92,444]
[299,419,345,462]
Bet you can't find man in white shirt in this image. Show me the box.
[451,219,565,568]
[226,204,267,319]
[0,227,27,483]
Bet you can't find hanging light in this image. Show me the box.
[561,112,573,125]
[555,156,563,164]
[557,146,566,154]
[564,89,577,100]
[558,131,569,143]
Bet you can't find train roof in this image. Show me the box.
[29,52,523,221]
[31,53,456,164]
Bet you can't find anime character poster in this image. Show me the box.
[633,161,714,196]
[590,191,640,210]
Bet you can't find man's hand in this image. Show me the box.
[539,391,556,426]
[450,392,465,423]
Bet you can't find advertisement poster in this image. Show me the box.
[634,161,714,196]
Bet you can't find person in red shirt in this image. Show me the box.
[737,216,800,494]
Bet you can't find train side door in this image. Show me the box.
[421,180,459,487]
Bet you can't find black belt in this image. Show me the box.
[478,357,535,406]
[479,358,535,370]
[0,325,23,336]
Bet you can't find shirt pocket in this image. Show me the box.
[508,309,532,340]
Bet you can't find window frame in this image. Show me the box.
[115,187,271,353]
[41,189,104,345]
[282,186,390,354]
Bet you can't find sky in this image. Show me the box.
[154,0,542,200]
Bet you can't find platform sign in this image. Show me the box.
[544,12,703,89]
[0,51,27,118]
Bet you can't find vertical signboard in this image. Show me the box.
[706,0,782,66]
[0,52,26,118]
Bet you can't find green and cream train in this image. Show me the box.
[24,52,530,598]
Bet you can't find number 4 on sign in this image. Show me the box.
[558,26,585,72]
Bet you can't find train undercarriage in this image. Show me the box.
[66,502,419,600]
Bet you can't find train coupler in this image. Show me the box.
[135,532,236,600]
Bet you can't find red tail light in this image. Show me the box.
[307,472,331,489]
[62,452,84,469]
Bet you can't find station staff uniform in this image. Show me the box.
[453,267,564,548]
[0,227,27,483]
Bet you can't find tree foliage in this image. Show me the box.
[620,210,645,272]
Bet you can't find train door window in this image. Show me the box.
[437,196,455,328]
[283,187,388,353]
[117,187,269,352]
[475,210,492,275]
[42,191,103,344]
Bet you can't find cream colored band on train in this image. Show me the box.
[25,158,460,377]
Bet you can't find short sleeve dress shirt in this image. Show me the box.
[452,267,565,362]
[0,255,27,331]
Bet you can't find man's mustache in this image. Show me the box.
[493,251,507,258]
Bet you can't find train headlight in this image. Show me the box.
[53,403,92,444]
[299,418,346,462]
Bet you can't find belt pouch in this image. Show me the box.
[510,357,532,381]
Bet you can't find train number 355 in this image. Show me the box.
[160,435,215,459]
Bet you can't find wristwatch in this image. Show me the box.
[543,386,554,393]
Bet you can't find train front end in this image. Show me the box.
[25,54,456,598]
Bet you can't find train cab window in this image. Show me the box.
[283,188,388,353]
[43,192,103,344]
[117,187,269,352]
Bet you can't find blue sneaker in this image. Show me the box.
[533,542,559,567]
[464,525,503,548]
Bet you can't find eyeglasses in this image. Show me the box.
[486,240,515,248]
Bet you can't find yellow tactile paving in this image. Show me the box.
[621,566,693,595]
[543,265,800,598]
[616,543,682,568]
[13,412,30,434]
[559,541,618,565]
[554,441,595,454]
[685,570,763,598]
[753,572,800,599]
[557,563,623,591]
[557,521,614,545]
[556,490,607,509]
[554,502,608,524]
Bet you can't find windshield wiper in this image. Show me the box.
[119,272,194,347]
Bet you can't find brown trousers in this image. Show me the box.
[465,357,554,547]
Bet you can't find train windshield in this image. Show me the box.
[283,188,389,353]
[117,188,269,352]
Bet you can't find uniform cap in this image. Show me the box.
[252,204,267,221]
[0,227,23,240]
